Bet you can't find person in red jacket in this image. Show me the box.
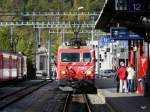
[117,62,128,93]
[138,53,148,78]
[138,52,148,96]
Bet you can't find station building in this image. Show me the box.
[95,0,150,96]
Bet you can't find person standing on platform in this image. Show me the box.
[117,62,128,93]
[138,52,148,79]
[126,64,135,93]
[114,66,120,93]
[138,52,148,96]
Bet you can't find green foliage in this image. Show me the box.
[0,27,10,51]
[0,0,105,12]
[51,36,61,56]
[0,0,105,61]
[15,27,35,61]
[0,26,35,61]
[49,0,62,11]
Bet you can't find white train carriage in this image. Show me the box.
[23,56,27,76]
[0,52,27,81]
[17,53,27,79]
[10,54,18,79]
[0,52,10,80]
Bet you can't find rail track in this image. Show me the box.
[63,92,92,112]
[0,79,27,88]
[0,80,50,110]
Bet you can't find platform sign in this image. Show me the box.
[115,0,128,11]
[123,41,128,48]
[111,27,129,40]
[128,0,145,12]
[98,35,111,47]
[111,27,144,40]
[115,0,150,12]
[145,1,150,12]
[129,32,144,40]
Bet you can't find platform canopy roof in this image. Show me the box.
[95,0,150,36]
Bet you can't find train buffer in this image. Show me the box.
[59,86,73,91]
[96,79,150,112]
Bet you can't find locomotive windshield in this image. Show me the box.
[61,53,80,62]
[83,53,91,62]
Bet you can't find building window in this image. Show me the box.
[40,55,46,70]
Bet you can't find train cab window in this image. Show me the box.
[83,53,91,62]
[61,53,80,62]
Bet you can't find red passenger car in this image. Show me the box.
[57,44,96,92]
[0,51,27,81]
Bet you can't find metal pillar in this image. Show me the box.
[61,29,65,44]
[47,35,51,79]
[97,43,100,77]
[10,26,14,52]
[38,28,41,47]
[128,40,131,61]
[145,33,150,96]
[56,13,60,36]
[140,40,144,55]
[34,28,38,73]
[91,16,95,42]
[91,30,94,42]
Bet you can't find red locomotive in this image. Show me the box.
[0,51,27,81]
[57,39,96,92]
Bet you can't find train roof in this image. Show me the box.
[58,45,93,49]
[0,51,25,56]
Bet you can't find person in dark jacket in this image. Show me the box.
[114,66,120,92]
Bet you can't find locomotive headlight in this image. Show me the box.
[61,70,66,74]
[87,71,92,75]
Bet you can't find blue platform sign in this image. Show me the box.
[111,27,129,40]
[115,0,150,12]
[111,27,144,40]
[98,35,111,46]
[129,32,144,40]
[128,0,144,12]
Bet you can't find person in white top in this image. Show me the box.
[126,63,135,92]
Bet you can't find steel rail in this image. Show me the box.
[62,93,92,112]
[0,80,50,110]
[62,92,72,112]
[83,94,92,112]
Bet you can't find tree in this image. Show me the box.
[0,27,10,51]
[0,0,105,61]
[15,27,35,61]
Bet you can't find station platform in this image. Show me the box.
[95,78,150,112]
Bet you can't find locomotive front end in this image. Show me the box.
[57,46,96,92]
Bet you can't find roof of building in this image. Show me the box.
[95,0,150,36]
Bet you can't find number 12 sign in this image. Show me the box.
[128,0,150,12]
